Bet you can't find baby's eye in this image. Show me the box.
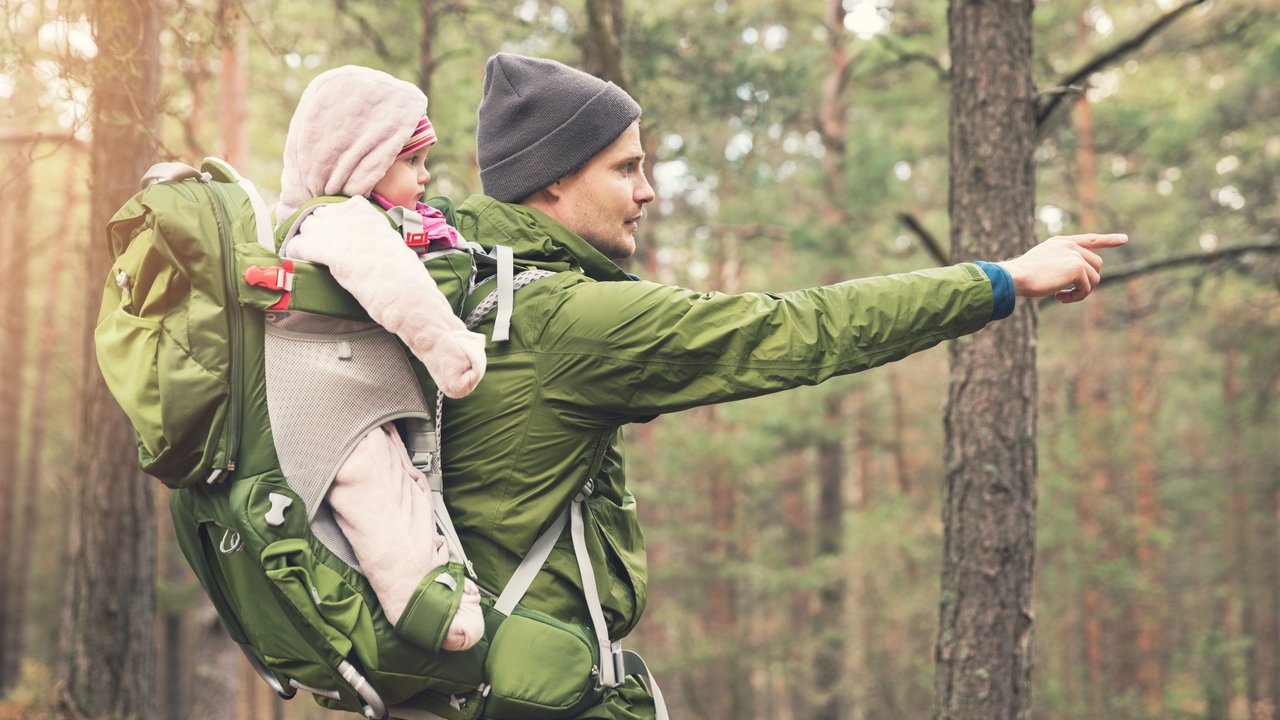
[404,154,421,166]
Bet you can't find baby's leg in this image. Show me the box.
[328,423,483,650]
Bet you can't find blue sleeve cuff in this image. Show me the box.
[974,261,1015,321]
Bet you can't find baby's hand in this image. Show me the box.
[441,579,483,651]
[419,329,487,399]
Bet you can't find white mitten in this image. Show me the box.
[441,579,484,651]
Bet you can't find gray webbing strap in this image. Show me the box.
[621,651,670,720]
[493,507,569,616]
[492,245,515,342]
[141,161,206,187]
[463,268,557,335]
[569,490,621,688]
[426,392,474,578]
[491,482,670,718]
[237,175,277,252]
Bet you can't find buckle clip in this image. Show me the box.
[244,259,295,310]
[244,264,294,292]
[575,477,596,503]
[611,642,625,688]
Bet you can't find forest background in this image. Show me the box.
[1,0,1278,718]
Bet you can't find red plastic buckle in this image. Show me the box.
[404,230,429,248]
[244,259,294,310]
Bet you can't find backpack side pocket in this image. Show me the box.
[483,606,602,719]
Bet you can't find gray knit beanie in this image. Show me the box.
[477,53,641,203]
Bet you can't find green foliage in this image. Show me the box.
[3,0,1278,716]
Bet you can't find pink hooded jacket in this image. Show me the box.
[276,65,484,651]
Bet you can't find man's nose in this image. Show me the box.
[635,173,655,205]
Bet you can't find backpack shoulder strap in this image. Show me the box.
[462,246,557,342]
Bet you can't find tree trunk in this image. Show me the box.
[187,606,240,720]
[0,132,31,698]
[1127,279,1164,714]
[1266,486,1280,719]
[781,449,813,720]
[814,393,847,720]
[935,0,1038,718]
[812,2,854,714]
[418,0,439,98]
[58,0,160,717]
[217,0,249,168]
[9,142,80,689]
[582,0,630,93]
[1070,44,1111,715]
[1224,348,1264,718]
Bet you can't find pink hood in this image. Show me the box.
[277,65,427,221]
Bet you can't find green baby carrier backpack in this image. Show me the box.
[93,158,666,720]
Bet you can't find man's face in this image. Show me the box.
[551,121,655,260]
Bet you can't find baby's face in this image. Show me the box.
[373,151,431,208]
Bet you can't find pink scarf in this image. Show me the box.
[370,191,463,251]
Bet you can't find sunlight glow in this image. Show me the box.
[1037,205,1065,234]
[762,25,788,51]
[38,16,97,59]
[515,0,539,23]
[1212,186,1245,210]
[725,131,754,162]
[843,0,892,40]
[1086,6,1113,37]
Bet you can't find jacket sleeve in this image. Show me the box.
[527,263,996,428]
[287,198,487,399]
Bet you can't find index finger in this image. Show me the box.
[1064,233,1128,249]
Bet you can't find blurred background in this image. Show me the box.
[1,0,1277,718]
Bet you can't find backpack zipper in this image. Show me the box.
[203,180,241,481]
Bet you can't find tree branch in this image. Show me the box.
[1101,242,1280,285]
[896,212,949,265]
[334,0,394,63]
[1036,0,1206,129]
[1038,242,1280,308]
[875,34,949,82]
[0,128,86,147]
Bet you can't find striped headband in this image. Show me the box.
[397,115,436,159]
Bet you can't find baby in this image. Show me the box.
[274,65,485,652]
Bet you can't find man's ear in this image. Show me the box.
[522,182,563,209]
[541,178,566,201]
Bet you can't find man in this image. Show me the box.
[443,53,1124,719]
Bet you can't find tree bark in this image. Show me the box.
[1070,39,1111,714]
[582,0,630,93]
[9,141,81,690]
[217,0,249,168]
[0,126,32,698]
[935,0,1038,718]
[418,0,439,98]
[781,449,813,720]
[814,392,847,720]
[1127,278,1164,714]
[58,0,160,717]
[811,3,854,715]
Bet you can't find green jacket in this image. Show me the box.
[444,195,997,639]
